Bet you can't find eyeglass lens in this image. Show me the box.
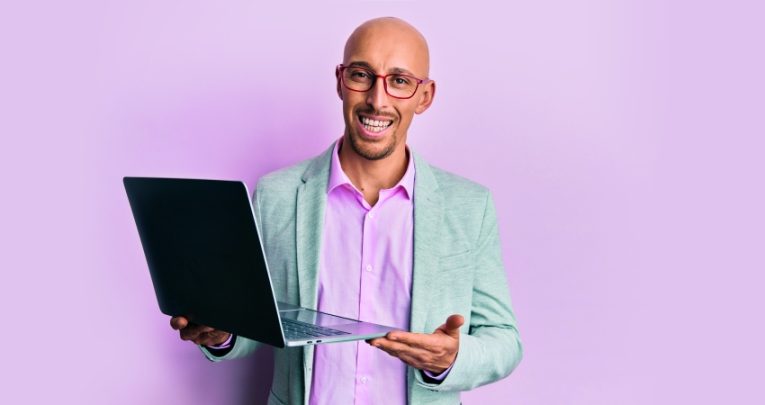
[342,67,418,98]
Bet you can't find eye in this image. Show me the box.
[349,68,372,80]
[393,76,411,85]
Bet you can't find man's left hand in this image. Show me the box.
[368,314,464,374]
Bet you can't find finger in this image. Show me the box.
[367,337,384,345]
[375,341,431,369]
[376,343,428,369]
[194,332,213,346]
[193,331,214,345]
[372,338,428,359]
[375,341,406,358]
[197,331,229,346]
[180,324,209,341]
[180,327,201,341]
[385,331,436,349]
[371,337,405,353]
[445,314,464,330]
[170,316,188,330]
[436,314,464,338]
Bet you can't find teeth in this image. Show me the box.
[360,116,392,128]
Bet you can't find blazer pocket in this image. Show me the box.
[438,249,472,271]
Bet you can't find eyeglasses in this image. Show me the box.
[337,64,430,100]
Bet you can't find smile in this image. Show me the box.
[358,115,393,133]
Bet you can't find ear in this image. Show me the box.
[335,66,344,100]
[414,80,436,114]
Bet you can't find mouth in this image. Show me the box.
[357,113,394,137]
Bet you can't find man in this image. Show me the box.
[170,17,522,405]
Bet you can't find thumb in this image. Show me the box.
[436,314,464,338]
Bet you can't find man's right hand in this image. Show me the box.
[170,316,231,347]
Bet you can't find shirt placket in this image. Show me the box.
[354,202,377,404]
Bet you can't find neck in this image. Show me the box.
[338,135,409,206]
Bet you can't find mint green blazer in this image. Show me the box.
[202,143,523,405]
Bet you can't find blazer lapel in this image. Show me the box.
[295,144,333,310]
[409,151,443,335]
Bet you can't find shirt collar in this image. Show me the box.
[327,137,415,199]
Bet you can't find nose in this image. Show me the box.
[365,77,389,110]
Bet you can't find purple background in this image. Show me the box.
[2,1,763,404]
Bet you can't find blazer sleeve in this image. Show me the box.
[200,335,262,362]
[415,192,523,391]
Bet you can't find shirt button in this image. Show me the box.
[365,265,372,272]
[368,212,374,219]
[360,376,368,384]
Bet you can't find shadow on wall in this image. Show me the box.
[232,345,275,404]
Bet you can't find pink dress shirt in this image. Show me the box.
[209,139,451,402]
[309,139,417,405]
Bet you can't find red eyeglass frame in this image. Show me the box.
[336,64,431,100]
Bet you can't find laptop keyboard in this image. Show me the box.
[281,318,351,340]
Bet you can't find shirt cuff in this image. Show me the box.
[206,334,234,350]
[422,362,454,382]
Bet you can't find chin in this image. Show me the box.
[348,129,398,161]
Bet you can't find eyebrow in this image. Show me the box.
[347,61,417,77]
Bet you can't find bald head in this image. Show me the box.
[336,17,436,163]
[343,17,430,78]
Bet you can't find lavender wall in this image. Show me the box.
[2,1,763,404]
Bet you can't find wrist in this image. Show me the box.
[207,333,233,349]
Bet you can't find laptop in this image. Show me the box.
[124,176,397,348]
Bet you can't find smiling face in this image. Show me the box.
[337,18,436,161]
